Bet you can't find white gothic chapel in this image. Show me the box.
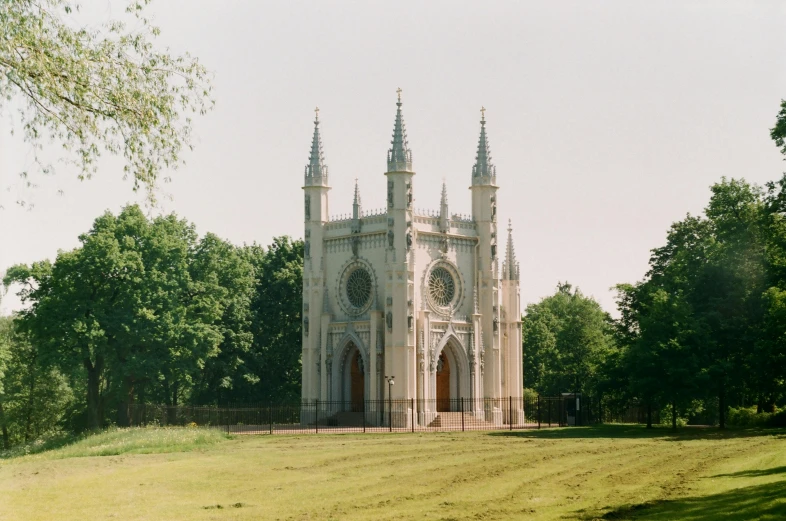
[301,92,523,427]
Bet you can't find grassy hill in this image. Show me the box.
[1,425,784,520]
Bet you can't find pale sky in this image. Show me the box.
[2,0,786,316]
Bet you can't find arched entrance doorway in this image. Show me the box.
[436,352,451,411]
[350,347,364,412]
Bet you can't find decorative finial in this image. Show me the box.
[480,106,486,122]
[397,87,402,103]
[508,218,512,232]
[314,106,320,122]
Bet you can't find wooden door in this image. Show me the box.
[436,352,451,412]
[350,350,364,412]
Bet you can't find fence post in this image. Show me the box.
[315,400,319,434]
[461,398,465,432]
[599,395,602,424]
[411,398,415,433]
[363,402,366,433]
[537,395,541,430]
[269,402,273,435]
[509,397,514,429]
[575,392,579,427]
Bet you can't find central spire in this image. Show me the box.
[472,106,496,184]
[387,88,413,173]
[305,107,328,180]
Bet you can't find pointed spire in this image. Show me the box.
[387,88,413,172]
[352,178,362,220]
[504,219,520,281]
[472,106,496,184]
[305,107,328,181]
[439,181,449,233]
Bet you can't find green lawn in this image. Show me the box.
[1,425,785,520]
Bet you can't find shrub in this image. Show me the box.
[727,406,774,427]
[769,409,786,427]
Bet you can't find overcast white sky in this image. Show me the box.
[2,0,786,316]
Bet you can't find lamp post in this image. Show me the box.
[385,375,395,431]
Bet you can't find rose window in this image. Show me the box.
[346,268,372,308]
[429,267,456,307]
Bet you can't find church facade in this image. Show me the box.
[301,93,522,426]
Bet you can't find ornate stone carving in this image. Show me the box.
[386,311,393,331]
[303,317,309,336]
[351,235,359,257]
[388,181,394,207]
[305,195,311,220]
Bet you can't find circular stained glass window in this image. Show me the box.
[429,267,456,307]
[346,268,372,308]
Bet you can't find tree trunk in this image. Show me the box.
[85,357,104,431]
[646,403,653,429]
[0,402,10,450]
[23,352,38,443]
[671,401,677,431]
[167,380,179,425]
[718,382,726,429]
[116,376,134,427]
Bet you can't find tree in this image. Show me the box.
[3,205,252,429]
[244,238,303,403]
[0,316,73,448]
[522,282,617,397]
[616,179,773,428]
[0,0,213,202]
[772,99,786,157]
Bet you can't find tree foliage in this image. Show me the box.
[0,0,213,202]
[522,282,616,397]
[772,99,786,158]
[0,316,74,449]
[2,205,303,440]
[611,177,786,428]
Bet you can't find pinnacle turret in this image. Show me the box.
[387,88,413,172]
[305,107,328,181]
[503,220,520,281]
[439,181,449,233]
[472,107,496,184]
[352,179,362,220]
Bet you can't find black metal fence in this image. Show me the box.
[128,394,629,434]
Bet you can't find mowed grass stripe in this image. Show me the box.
[1,426,785,521]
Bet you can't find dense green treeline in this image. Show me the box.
[524,176,786,428]
[1,206,302,446]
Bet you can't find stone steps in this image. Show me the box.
[427,412,494,429]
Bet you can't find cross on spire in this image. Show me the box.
[480,106,486,122]
[314,106,320,122]
[396,87,402,102]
